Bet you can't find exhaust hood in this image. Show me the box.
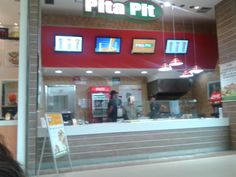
[147,79,193,100]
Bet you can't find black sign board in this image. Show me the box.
[0,28,8,38]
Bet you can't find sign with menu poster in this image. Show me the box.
[165,39,189,54]
[131,39,156,54]
[220,60,236,102]
[54,35,82,52]
[95,37,121,53]
[45,113,70,158]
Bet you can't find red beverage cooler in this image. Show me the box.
[88,86,111,123]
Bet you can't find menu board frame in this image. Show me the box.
[165,39,189,54]
[131,38,156,54]
[95,36,121,53]
[54,34,83,53]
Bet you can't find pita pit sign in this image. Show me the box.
[84,0,163,20]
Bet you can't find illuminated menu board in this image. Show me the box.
[54,35,83,52]
[165,39,188,54]
[131,39,156,54]
[95,37,121,53]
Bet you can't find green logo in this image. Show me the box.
[125,1,163,20]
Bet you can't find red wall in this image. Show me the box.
[42,26,218,69]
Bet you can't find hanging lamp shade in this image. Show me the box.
[179,69,193,78]
[190,65,203,74]
[158,62,172,72]
[169,57,184,66]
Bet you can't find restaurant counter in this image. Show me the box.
[37,117,230,170]
[37,117,229,137]
[0,119,17,126]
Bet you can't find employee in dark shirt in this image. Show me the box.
[149,96,161,119]
[107,90,119,122]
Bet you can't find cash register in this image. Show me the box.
[61,111,72,125]
[1,106,17,120]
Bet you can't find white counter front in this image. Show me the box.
[36,117,230,169]
[37,118,229,137]
[0,120,17,126]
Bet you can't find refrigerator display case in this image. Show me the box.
[89,86,111,123]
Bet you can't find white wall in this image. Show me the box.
[0,39,19,80]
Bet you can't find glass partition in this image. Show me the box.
[65,98,200,124]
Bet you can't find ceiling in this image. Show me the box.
[43,67,174,77]
[43,67,213,81]
[0,0,19,27]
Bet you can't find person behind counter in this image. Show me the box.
[107,90,119,122]
[123,95,139,120]
[8,93,17,106]
[0,135,25,177]
[209,87,222,117]
[149,96,161,119]
[2,93,18,120]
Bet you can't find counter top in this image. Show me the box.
[0,120,17,126]
[37,117,229,137]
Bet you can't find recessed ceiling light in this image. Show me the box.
[163,2,172,7]
[114,71,121,74]
[14,23,18,26]
[194,6,200,10]
[0,22,2,25]
[141,71,148,74]
[86,70,93,74]
[55,70,63,74]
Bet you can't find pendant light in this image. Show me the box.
[158,62,172,71]
[180,69,193,78]
[158,6,172,72]
[169,6,183,67]
[190,19,203,74]
[179,11,193,78]
[191,65,203,74]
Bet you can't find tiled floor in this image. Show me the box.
[39,153,236,177]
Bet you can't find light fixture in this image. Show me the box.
[86,70,93,74]
[0,22,2,25]
[190,18,203,74]
[190,65,203,74]
[179,70,193,78]
[158,7,172,72]
[55,70,63,74]
[163,2,172,7]
[169,57,184,66]
[169,6,183,67]
[194,6,200,10]
[141,71,148,74]
[114,71,121,74]
[14,23,18,26]
[158,62,172,71]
